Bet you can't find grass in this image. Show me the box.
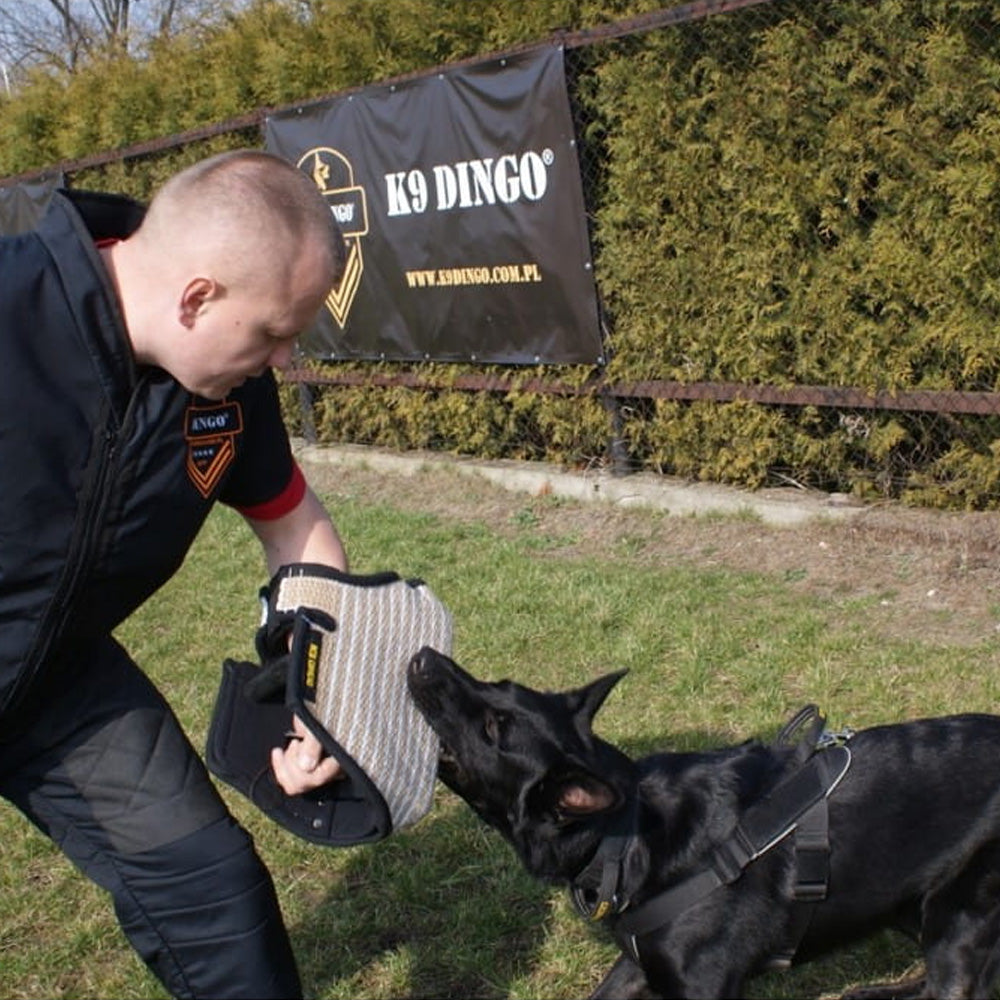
[2,482,999,999]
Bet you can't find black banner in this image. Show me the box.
[0,176,64,236]
[266,45,603,365]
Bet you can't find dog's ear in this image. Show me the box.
[555,772,619,816]
[566,670,627,728]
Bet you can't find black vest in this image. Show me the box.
[0,190,294,722]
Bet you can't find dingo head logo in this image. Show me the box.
[298,147,369,328]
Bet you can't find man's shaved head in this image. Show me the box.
[139,149,346,292]
[106,149,348,399]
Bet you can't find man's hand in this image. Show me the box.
[271,714,343,794]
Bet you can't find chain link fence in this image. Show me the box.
[5,0,1000,507]
[553,0,1000,506]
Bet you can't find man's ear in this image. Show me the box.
[555,773,619,816]
[178,276,218,328]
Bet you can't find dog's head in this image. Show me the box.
[407,646,636,882]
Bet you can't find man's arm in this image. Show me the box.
[243,483,347,795]
[246,482,349,576]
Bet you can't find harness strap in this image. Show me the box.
[764,795,831,969]
[615,743,850,959]
[792,796,832,901]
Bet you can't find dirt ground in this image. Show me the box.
[299,453,1000,650]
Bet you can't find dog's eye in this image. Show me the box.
[483,710,507,745]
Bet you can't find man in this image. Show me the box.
[0,150,348,998]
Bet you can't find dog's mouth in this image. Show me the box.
[417,711,464,780]
[436,740,461,775]
[409,687,458,772]
[407,650,471,782]
[432,739,470,790]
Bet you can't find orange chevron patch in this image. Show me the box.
[184,402,242,498]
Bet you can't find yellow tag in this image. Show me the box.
[302,631,321,698]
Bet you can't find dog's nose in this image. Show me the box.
[409,646,433,675]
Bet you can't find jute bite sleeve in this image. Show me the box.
[206,563,452,846]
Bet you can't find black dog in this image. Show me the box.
[407,646,1000,999]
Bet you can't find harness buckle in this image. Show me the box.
[570,885,620,922]
[712,825,756,882]
[794,880,828,903]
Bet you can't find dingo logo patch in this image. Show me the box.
[184,401,243,498]
[298,147,369,328]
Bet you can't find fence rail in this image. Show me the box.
[283,367,1000,417]
[5,0,1000,507]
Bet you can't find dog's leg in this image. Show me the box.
[919,840,1000,999]
[590,953,660,1000]
[971,938,1000,1000]
[923,903,1000,999]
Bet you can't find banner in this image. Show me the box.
[0,176,64,236]
[266,46,603,365]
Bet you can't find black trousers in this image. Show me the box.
[0,635,302,999]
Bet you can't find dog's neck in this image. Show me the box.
[568,790,644,920]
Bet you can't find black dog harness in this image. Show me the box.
[570,706,852,967]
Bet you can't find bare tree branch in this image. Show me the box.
[0,0,248,88]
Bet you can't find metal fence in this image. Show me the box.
[5,0,1000,506]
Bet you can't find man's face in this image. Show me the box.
[172,248,332,400]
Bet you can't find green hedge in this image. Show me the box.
[593,0,1000,392]
[583,0,1000,505]
[6,0,1000,506]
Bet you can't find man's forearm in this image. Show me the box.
[246,486,348,575]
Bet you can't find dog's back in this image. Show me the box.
[805,714,1000,949]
